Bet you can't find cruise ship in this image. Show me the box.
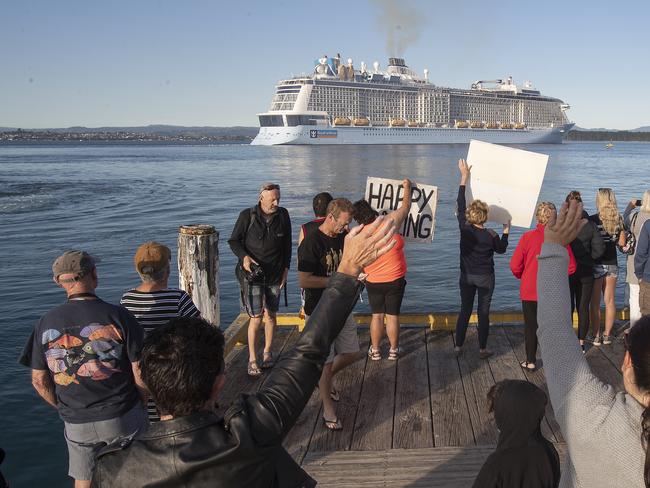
[251,55,573,145]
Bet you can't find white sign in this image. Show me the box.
[465,140,549,228]
[365,177,438,243]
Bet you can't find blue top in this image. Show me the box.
[634,219,650,281]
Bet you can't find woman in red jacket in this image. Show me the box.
[510,202,577,370]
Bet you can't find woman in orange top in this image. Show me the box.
[353,179,412,360]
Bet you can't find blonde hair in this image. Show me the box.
[466,199,489,225]
[535,202,556,225]
[596,188,622,235]
[641,190,650,213]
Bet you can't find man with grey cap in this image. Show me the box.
[228,182,292,377]
[19,250,148,488]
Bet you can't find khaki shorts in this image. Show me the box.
[305,313,359,364]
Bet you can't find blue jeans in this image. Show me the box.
[455,273,495,349]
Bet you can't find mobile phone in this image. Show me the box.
[637,199,643,206]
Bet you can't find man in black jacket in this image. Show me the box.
[92,217,396,488]
[228,183,292,377]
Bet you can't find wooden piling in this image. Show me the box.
[178,224,220,327]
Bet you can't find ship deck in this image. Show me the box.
[219,317,627,487]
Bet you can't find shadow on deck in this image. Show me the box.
[218,323,626,487]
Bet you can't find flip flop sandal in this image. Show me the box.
[322,416,343,431]
[330,387,340,402]
[247,361,263,377]
[261,352,275,369]
[520,361,537,371]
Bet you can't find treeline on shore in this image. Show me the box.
[0,129,253,143]
[568,130,650,141]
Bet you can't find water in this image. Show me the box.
[1,141,648,485]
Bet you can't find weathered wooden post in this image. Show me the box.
[178,224,220,327]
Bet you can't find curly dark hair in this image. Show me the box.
[352,199,379,225]
[140,316,225,417]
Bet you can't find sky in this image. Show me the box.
[1,0,649,130]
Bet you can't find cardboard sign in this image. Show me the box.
[465,140,549,228]
[365,177,438,243]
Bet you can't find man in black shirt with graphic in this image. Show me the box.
[228,183,292,377]
[298,198,359,431]
[19,251,147,488]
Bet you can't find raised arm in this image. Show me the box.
[386,179,412,229]
[537,201,618,441]
[242,217,396,446]
[457,159,470,226]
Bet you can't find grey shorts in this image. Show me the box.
[305,313,360,363]
[241,281,281,317]
[64,403,147,480]
[593,264,618,279]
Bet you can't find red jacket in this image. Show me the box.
[510,224,577,301]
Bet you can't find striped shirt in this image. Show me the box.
[120,288,200,422]
[120,289,200,334]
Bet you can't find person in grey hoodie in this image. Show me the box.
[537,199,650,488]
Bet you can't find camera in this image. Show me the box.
[246,262,265,283]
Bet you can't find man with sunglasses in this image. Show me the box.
[228,182,292,377]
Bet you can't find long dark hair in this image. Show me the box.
[627,316,650,487]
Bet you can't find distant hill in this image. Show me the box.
[632,126,650,132]
[0,125,258,137]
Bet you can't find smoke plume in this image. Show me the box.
[372,0,425,58]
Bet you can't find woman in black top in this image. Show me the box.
[588,188,626,346]
[455,159,510,358]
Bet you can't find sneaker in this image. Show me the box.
[592,335,602,347]
[602,335,613,345]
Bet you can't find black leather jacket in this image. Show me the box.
[92,272,362,488]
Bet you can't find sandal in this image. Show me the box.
[322,416,343,431]
[330,387,340,402]
[261,351,275,369]
[368,346,381,361]
[388,347,401,361]
[247,361,262,377]
[520,361,537,371]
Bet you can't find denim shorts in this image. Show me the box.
[240,281,281,317]
[64,404,147,480]
[593,264,618,279]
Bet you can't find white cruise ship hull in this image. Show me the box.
[251,124,573,146]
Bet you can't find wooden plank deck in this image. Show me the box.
[219,323,626,486]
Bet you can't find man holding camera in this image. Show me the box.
[229,183,292,377]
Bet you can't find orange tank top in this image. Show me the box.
[364,234,407,283]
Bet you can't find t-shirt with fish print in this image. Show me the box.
[19,298,143,423]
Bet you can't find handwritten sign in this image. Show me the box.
[365,177,438,243]
[466,140,549,228]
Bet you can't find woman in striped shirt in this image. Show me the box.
[121,241,200,420]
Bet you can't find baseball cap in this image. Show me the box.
[134,241,171,275]
[52,250,99,282]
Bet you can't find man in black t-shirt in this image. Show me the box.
[19,251,147,488]
[298,198,359,431]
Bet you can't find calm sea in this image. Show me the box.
[1,141,648,485]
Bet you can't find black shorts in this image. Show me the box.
[365,277,406,315]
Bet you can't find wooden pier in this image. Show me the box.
[218,317,627,487]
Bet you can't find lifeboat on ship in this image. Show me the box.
[514,123,526,129]
[407,120,420,127]
[333,117,351,126]
[390,118,406,127]
[501,123,514,129]
[470,121,484,129]
[455,120,469,129]
[352,117,370,126]
[486,122,500,129]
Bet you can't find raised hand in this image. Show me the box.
[458,159,472,185]
[544,200,587,246]
[338,216,396,277]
